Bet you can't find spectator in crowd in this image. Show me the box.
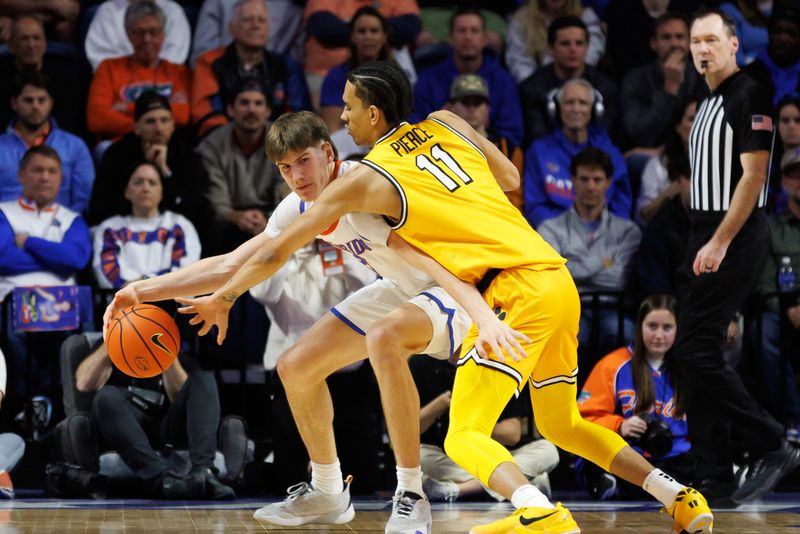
[197,80,281,255]
[0,15,90,137]
[192,0,311,138]
[92,160,201,289]
[319,7,408,134]
[518,16,618,146]
[411,354,559,503]
[0,70,94,215]
[0,347,25,499]
[577,294,693,499]
[745,7,800,106]
[603,0,698,77]
[538,147,640,369]
[303,0,421,105]
[636,157,691,297]
[621,13,704,151]
[412,7,523,146]
[0,0,79,41]
[84,0,190,71]
[88,93,208,239]
[413,1,514,63]
[76,342,234,499]
[444,74,523,209]
[771,95,800,212]
[523,79,631,228]
[0,146,91,403]
[754,147,800,444]
[636,99,696,224]
[87,1,191,144]
[191,0,305,66]
[720,0,769,65]
[505,0,605,83]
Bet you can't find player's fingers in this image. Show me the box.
[498,337,520,362]
[508,336,527,359]
[512,329,533,345]
[474,340,488,360]
[176,305,196,315]
[188,315,203,326]
[488,339,506,363]
[197,321,212,337]
[217,323,228,345]
[692,255,702,276]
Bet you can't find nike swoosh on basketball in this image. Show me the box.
[519,510,559,526]
[151,333,174,356]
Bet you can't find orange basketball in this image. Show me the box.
[106,304,180,378]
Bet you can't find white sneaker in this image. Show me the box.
[422,477,459,502]
[385,490,432,534]
[253,477,355,526]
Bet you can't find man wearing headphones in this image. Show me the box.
[522,78,632,229]
[518,16,619,147]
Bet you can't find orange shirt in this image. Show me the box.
[87,56,191,141]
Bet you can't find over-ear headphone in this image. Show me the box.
[546,82,605,125]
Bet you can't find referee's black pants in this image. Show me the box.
[674,210,784,483]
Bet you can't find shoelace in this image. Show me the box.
[393,494,417,518]
[285,482,313,503]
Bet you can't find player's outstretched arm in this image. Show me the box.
[386,231,531,363]
[176,167,400,345]
[428,110,520,192]
[102,231,273,338]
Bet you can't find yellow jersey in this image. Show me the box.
[361,117,565,285]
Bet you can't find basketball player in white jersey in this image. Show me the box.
[104,112,517,533]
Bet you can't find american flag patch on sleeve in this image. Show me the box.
[752,115,773,131]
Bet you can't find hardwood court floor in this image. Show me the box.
[1,497,800,533]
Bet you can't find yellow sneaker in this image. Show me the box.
[469,502,580,534]
[663,487,714,533]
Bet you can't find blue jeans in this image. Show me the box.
[758,312,800,424]
[578,303,634,374]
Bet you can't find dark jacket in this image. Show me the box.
[518,64,620,148]
[87,129,209,239]
[636,194,691,298]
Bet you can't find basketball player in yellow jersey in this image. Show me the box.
[178,61,713,534]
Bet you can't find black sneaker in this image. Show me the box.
[589,472,618,500]
[192,466,236,500]
[732,441,800,503]
[160,473,205,499]
[693,477,737,508]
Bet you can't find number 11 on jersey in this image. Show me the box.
[415,143,474,192]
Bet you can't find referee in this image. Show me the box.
[675,7,800,506]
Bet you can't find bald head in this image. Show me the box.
[8,16,46,69]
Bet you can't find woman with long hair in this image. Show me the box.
[577,294,693,499]
[505,0,606,82]
[92,160,201,289]
[637,98,697,224]
[318,6,415,133]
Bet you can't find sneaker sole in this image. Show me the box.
[385,521,431,534]
[253,503,355,526]
[731,469,783,504]
[679,512,713,534]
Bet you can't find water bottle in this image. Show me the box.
[777,256,797,293]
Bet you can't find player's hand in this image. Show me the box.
[175,295,233,345]
[103,284,142,342]
[474,316,531,363]
[693,238,728,276]
[620,415,648,439]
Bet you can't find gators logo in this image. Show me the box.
[135,356,151,372]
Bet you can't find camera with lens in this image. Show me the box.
[45,461,109,499]
[635,415,674,458]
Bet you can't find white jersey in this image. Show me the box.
[265,161,435,295]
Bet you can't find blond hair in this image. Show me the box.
[515,0,583,63]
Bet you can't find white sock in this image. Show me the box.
[511,484,554,509]
[643,469,684,508]
[396,465,424,496]
[310,460,343,495]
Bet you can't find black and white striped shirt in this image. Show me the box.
[688,70,773,213]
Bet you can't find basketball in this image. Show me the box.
[106,304,180,378]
